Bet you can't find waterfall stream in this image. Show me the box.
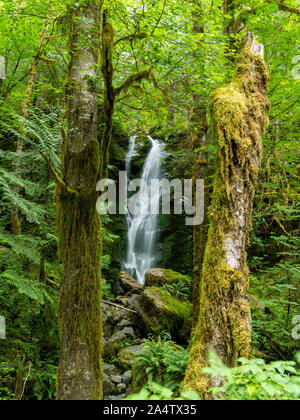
[123,136,165,284]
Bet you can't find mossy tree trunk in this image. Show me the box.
[57,0,103,400]
[184,33,270,397]
[190,0,209,327]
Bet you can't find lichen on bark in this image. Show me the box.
[184,32,270,398]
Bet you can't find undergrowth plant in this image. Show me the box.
[133,333,189,393]
[203,352,300,400]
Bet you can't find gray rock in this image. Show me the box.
[122,370,132,385]
[116,383,127,394]
[104,326,136,357]
[102,364,116,376]
[126,294,141,312]
[111,375,122,384]
[115,319,132,331]
[144,268,167,287]
[103,372,115,395]
[101,302,130,328]
[105,394,126,401]
[114,327,135,342]
[117,344,145,370]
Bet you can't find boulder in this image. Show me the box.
[136,287,193,342]
[116,383,127,394]
[104,327,136,358]
[118,344,145,370]
[114,319,133,331]
[119,271,144,294]
[103,364,118,377]
[103,372,115,395]
[101,302,132,339]
[145,268,191,289]
[122,370,132,385]
[111,375,122,384]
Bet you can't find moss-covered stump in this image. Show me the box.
[145,268,192,289]
[137,287,192,343]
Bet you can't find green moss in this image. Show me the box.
[144,287,192,341]
[165,269,192,288]
[184,35,269,399]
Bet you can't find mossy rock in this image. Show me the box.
[138,287,192,343]
[117,344,145,371]
[103,327,136,359]
[145,268,192,288]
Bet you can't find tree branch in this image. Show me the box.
[275,0,300,15]
[39,151,79,195]
[114,32,147,47]
[114,68,157,97]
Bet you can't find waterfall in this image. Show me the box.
[123,136,165,284]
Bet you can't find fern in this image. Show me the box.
[1,270,45,304]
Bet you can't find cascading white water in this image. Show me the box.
[123,136,165,284]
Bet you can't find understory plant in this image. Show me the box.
[125,381,200,401]
[203,352,300,400]
[133,333,189,393]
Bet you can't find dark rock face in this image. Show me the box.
[130,135,153,177]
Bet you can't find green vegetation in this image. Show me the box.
[132,333,189,394]
[203,351,300,400]
[0,0,299,401]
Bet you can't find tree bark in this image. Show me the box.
[190,0,209,327]
[184,32,270,397]
[57,0,103,400]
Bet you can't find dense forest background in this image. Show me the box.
[0,0,299,400]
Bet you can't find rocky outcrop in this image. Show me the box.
[101,268,193,399]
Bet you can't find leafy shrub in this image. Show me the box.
[203,352,300,400]
[125,381,201,401]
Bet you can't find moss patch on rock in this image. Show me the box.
[145,268,192,288]
[139,287,192,342]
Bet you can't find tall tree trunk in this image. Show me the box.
[184,32,270,397]
[190,0,209,327]
[57,0,103,400]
